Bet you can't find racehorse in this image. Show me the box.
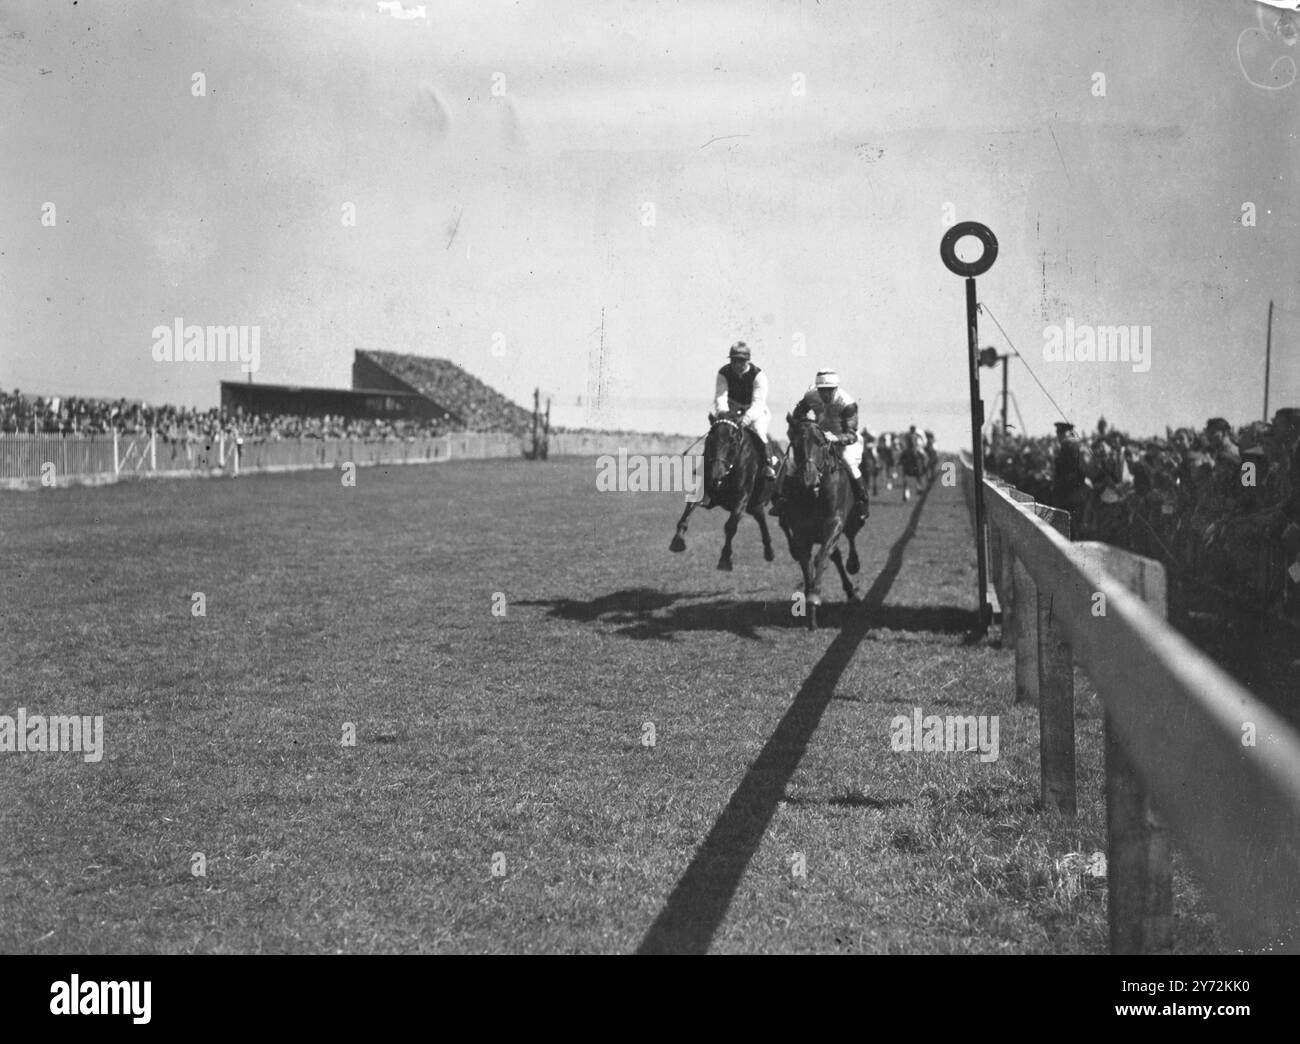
[899,435,925,501]
[862,436,881,496]
[775,415,864,629]
[669,410,776,570]
[878,434,896,490]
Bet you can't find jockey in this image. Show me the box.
[781,368,869,522]
[713,341,778,479]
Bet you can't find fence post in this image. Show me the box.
[113,429,120,475]
[1035,505,1074,815]
[1013,558,1038,703]
[149,429,157,472]
[1076,542,1174,954]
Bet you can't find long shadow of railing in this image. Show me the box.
[636,479,937,954]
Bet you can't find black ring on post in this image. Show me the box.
[940,221,998,277]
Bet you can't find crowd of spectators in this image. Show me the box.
[0,388,455,441]
[360,351,533,437]
[986,411,1300,617]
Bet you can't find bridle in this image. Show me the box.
[788,418,839,489]
[706,415,745,480]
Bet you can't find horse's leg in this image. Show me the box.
[809,515,845,612]
[670,499,699,552]
[830,546,858,603]
[718,497,746,571]
[798,543,818,630]
[749,500,776,562]
[846,525,861,575]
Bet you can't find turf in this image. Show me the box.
[0,457,1223,953]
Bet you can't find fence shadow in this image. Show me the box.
[636,479,935,954]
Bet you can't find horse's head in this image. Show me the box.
[704,410,746,490]
[786,411,832,491]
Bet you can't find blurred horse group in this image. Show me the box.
[863,431,938,502]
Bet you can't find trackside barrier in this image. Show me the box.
[1,431,710,489]
[960,454,1300,954]
[0,432,522,487]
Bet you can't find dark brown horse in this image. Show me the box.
[899,434,925,501]
[669,411,775,571]
[775,415,864,629]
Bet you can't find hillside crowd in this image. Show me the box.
[986,411,1300,615]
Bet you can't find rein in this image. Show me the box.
[707,416,747,480]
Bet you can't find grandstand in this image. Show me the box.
[352,351,533,437]
[215,350,532,437]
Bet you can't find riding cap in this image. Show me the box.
[814,369,839,388]
[729,342,751,360]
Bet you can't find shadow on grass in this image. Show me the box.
[516,590,971,643]
[637,480,937,954]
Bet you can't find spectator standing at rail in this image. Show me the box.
[1051,421,1094,533]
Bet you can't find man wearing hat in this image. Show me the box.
[778,368,870,523]
[712,341,778,479]
[1051,420,1094,531]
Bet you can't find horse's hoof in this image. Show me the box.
[808,593,822,607]
[717,558,733,572]
[846,591,860,605]
[669,536,686,552]
[847,554,860,575]
[764,546,775,562]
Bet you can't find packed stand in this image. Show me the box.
[358,352,533,438]
[0,388,453,442]
[985,411,1300,617]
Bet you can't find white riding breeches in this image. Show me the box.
[840,439,863,479]
[729,400,771,444]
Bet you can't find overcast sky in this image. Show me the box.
[2,0,1297,444]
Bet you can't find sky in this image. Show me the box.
[1,0,1298,447]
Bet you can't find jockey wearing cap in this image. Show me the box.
[774,368,869,522]
[713,341,778,479]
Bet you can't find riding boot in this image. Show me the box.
[768,466,785,516]
[848,471,870,522]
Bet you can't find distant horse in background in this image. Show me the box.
[669,410,775,571]
[878,434,896,491]
[862,436,882,497]
[774,415,864,629]
[899,435,925,502]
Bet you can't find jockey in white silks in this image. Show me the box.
[780,368,870,522]
[712,341,778,479]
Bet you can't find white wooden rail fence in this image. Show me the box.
[1,431,699,487]
[960,455,1300,953]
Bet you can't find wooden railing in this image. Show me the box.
[0,431,521,487]
[960,455,1300,953]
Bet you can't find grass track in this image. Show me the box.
[0,458,1223,953]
